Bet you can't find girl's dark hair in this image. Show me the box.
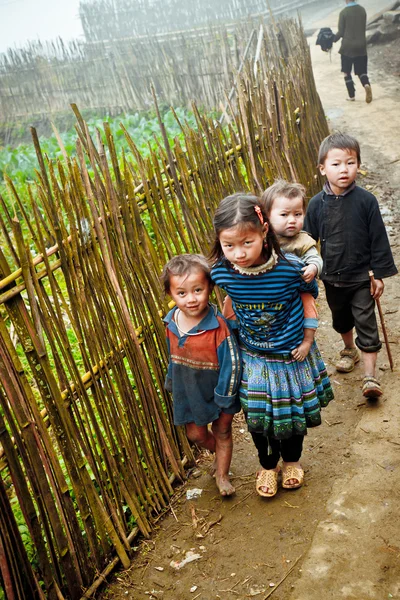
[161,254,211,294]
[209,192,284,264]
[318,132,361,165]
[261,179,307,213]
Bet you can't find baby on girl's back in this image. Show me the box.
[262,179,322,361]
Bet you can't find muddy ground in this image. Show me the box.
[99,4,400,600]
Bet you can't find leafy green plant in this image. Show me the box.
[10,495,37,567]
[0,107,198,189]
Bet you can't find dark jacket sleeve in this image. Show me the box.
[334,9,344,42]
[368,196,398,279]
[304,194,321,244]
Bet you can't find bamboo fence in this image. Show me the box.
[0,18,329,600]
[0,0,320,123]
[79,0,280,40]
[0,22,253,121]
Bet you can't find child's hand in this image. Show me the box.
[301,264,318,283]
[370,277,384,300]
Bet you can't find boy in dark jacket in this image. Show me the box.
[334,0,372,103]
[304,133,397,398]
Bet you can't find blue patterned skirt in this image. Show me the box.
[239,342,334,440]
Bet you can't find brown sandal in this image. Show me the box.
[362,376,382,398]
[282,464,304,489]
[256,469,279,497]
[335,347,360,373]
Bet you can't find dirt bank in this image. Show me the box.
[99,3,400,599]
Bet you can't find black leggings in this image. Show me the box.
[251,432,304,470]
[344,74,369,99]
[341,54,369,98]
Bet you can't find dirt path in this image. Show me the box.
[100,4,400,599]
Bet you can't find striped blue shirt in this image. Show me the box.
[211,254,318,354]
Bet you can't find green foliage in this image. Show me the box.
[0,107,198,189]
[10,494,38,567]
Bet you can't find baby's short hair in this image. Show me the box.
[261,179,306,213]
[161,254,211,294]
[318,132,361,165]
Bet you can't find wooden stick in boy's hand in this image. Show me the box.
[369,270,394,371]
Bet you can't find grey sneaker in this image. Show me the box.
[365,84,372,104]
[346,97,355,102]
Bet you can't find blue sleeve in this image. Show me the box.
[299,278,318,299]
[304,317,319,330]
[287,253,319,299]
[214,331,242,410]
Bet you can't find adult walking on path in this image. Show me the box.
[334,0,372,103]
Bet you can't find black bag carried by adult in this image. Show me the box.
[316,27,335,52]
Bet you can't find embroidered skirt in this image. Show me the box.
[239,342,334,439]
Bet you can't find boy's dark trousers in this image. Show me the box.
[324,280,381,353]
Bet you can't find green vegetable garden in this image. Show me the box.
[0,9,329,600]
[0,109,198,187]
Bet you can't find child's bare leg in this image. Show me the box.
[211,412,235,496]
[291,328,315,361]
[185,423,218,475]
[185,423,216,453]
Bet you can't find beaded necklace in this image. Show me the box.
[175,309,206,337]
[231,250,278,275]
